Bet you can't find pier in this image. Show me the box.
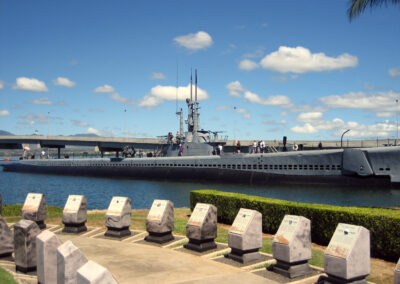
[0,135,396,158]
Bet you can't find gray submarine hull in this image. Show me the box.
[3,147,399,188]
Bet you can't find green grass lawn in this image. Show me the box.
[0,267,17,284]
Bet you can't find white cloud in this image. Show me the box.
[30,98,52,105]
[13,77,48,92]
[260,46,358,74]
[291,114,397,138]
[332,120,396,138]
[235,107,251,119]
[18,114,49,125]
[174,31,213,51]
[151,72,167,80]
[86,127,115,137]
[226,81,246,97]
[53,77,76,87]
[290,123,317,134]
[0,110,10,116]
[319,90,400,114]
[226,80,292,107]
[239,59,259,71]
[139,84,209,109]
[0,81,4,89]
[376,112,394,118]
[216,105,233,110]
[72,120,89,127]
[93,84,115,93]
[243,47,265,59]
[283,103,327,113]
[109,93,135,105]
[138,96,163,109]
[244,91,291,106]
[389,66,400,77]
[296,112,323,123]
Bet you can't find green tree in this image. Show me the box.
[348,0,400,21]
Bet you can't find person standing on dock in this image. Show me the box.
[218,144,223,155]
[179,144,183,156]
[236,140,241,154]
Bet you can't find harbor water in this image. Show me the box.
[1,162,399,210]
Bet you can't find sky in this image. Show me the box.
[0,0,399,141]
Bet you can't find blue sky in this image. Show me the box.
[0,0,399,141]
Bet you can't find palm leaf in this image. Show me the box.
[348,0,400,21]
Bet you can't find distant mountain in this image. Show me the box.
[70,133,99,137]
[0,130,14,136]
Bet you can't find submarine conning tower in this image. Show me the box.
[164,70,214,157]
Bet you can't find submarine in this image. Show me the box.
[3,71,400,188]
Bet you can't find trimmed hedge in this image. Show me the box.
[190,190,400,262]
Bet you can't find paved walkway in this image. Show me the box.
[2,224,282,284]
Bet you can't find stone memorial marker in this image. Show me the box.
[226,208,262,264]
[62,195,87,233]
[272,215,312,278]
[0,215,13,258]
[57,240,88,284]
[145,199,174,244]
[14,219,41,273]
[321,223,370,284]
[105,196,131,238]
[184,203,217,252]
[36,230,62,284]
[77,260,118,284]
[22,193,46,229]
[395,258,400,284]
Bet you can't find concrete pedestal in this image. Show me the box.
[63,222,87,234]
[272,260,312,279]
[77,260,118,284]
[145,199,174,244]
[184,238,217,252]
[272,215,312,278]
[57,240,88,284]
[105,197,131,239]
[0,216,13,258]
[22,193,47,229]
[395,258,400,284]
[104,226,131,238]
[225,248,260,264]
[227,208,262,264]
[145,231,174,244]
[62,195,87,234]
[14,219,41,273]
[185,203,217,253]
[323,224,370,283]
[36,230,62,284]
[316,274,367,284]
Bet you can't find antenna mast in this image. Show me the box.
[193,69,199,134]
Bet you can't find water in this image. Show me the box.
[1,163,399,209]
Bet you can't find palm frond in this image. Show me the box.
[348,0,400,21]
